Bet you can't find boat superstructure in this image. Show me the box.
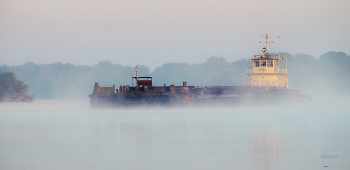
[247,31,288,89]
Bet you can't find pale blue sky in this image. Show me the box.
[1,0,349,70]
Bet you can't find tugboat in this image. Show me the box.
[89,32,311,107]
[247,31,289,89]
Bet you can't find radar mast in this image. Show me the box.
[259,31,274,56]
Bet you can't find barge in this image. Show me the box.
[89,32,311,107]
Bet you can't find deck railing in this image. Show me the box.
[253,54,280,60]
[247,67,287,75]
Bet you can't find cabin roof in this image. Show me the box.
[132,77,152,79]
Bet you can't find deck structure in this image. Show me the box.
[247,31,289,89]
[89,32,310,107]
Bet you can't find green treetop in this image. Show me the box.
[0,72,28,95]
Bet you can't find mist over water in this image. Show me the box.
[1,99,349,170]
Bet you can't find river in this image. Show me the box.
[0,100,349,170]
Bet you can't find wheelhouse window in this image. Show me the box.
[260,62,266,67]
[255,62,259,67]
[267,61,273,67]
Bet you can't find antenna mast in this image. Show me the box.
[277,36,280,57]
[135,67,138,79]
[260,31,274,54]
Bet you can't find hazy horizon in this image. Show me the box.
[1,0,349,70]
[1,50,347,72]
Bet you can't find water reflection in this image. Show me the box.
[254,126,288,170]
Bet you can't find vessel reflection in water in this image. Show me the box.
[254,126,288,170]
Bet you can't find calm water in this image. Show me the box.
[0,100,349,170]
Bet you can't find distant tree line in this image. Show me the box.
[0,72,28,96]
[0,51,349,99]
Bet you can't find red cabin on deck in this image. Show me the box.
[132,77,152,87]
